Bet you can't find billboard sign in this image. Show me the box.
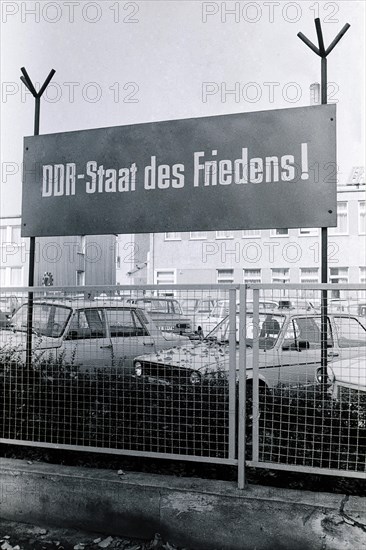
[22,105,337,237]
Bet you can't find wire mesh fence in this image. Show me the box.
[1,284,365,481]
[0,285,238,463]
[246,284,366,477]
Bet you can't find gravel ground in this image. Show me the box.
[0,522,189,550]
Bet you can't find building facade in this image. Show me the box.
[116,183,365,299]
[0,216,117,287]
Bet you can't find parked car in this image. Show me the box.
[123,296,195,338]
[0,295,20,327]
[316,355,366,398]
[194,299,279,337]
[0,300,189,373]
[316,355,366,427]
[329,299,366,318]
[134,309,366,390]
[179,296,217,325]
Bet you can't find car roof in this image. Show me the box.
[19,300,139,310]
[128,296,178,302]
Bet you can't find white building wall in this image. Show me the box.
[144,185,366,295]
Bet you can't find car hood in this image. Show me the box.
[0,329,62,353]
[330,356,366,388]
[136,340,239,372]
[161,332,190,343]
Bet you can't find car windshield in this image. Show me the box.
[207,312,286,350]
[210,300,229,318]
[136,299,183,315]
[9,303,71,337]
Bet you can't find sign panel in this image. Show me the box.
[22,105,337,237]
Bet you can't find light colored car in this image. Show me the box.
[134,310,366,389]
[329,299,366,318]
[0,300,189,373]
[123,296,195,338]
[0,295,21,327]
[179,297,217,328]
[194,299,279,337]
[316,355,366,398]
[316,355,366,427]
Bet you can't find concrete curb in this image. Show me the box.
[0,459,365,549]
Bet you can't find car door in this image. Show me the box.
[62,307,112,370]
[104,307,156,374]
[277,315,334,386]
[331,315,366,359]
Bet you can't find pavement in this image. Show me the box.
[0,521,188,550]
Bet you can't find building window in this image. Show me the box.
[216,231,234,239]
[298,228,318,236]
[270,228,289,237]
[329,267,348,298]
[360,267,366,285]
[300,268,319,284]
[242,230,260,238]
[154,269,176,296]
[329,202,348,235]
[300,268,319,298]
[271,268,289,296]
[243,269,261,284]
[217,269,234,284]
[154,269,176,285]
[165,232,181,241]
[190,232,207,240]
[272,268,290,284]
[10,267,23,286]
[359,201,365,235]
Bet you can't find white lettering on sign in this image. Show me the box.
[42,163,76,197]
[144,156,185,190]
[41,142,310,197]
[193,145,307,187]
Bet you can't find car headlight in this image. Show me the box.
[134,361,142,377]
[190,371,201,385]
[316,369,324,384]
[316,368,334,384]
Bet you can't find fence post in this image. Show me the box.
[237,284,247,489]
[228,286,237,461]
[252,287,260,463]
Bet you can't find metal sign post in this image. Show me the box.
[20,67,55,369]
[298,18,350,390]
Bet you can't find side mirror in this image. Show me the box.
[65,330,78,340]
[282,340,310,351]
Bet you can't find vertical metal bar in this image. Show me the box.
[252,288,260,463]
[25,238,35,369]
[237,284,247,489]
[34,96,40,135]
[26,96,40,370]
[320,55,328,388]
[321,57,327,105]
[228,287,236,460]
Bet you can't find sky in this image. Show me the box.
[1,0,365,217]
